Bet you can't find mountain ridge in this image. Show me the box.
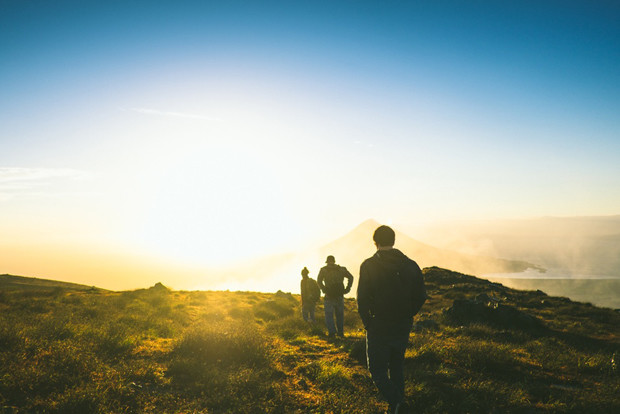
[317,218,543,276]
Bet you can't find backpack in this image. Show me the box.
[404,262,427,317]
[322,266,345,297]
[309,279,321,302]
[302,278,320,303]
[375,261,426,320]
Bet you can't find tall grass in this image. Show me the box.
[1,268,619,413]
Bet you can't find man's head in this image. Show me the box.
[301,267,309,278]
[373,225,395,248]
[325,255,336,264]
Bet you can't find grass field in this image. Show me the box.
[1,268,619,413]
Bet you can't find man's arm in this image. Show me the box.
[300,280,305,303]
[317,268,326,293]
[408,260,427,316]
[342,267,354,293]
[356,263,372,329]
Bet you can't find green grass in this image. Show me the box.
[0,269,619,413]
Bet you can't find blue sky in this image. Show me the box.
[1,0,619,284]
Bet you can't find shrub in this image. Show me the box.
[49,386,101,414]
[253,298,295,321]
[90,324,136,358]
[298,360,354,390]
[0,322,23,351]
[265,314,308,340]
[228,306,253,320]
[451,341,517,374]
[167,320,268,386]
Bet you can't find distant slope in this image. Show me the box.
[205,219,544,294]
[319,219,542,277]
[418,215,620,276]
[0,274,104,291]
[1,220,544,294]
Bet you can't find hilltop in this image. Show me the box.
[0,273,105,292]
[0,269,618,413]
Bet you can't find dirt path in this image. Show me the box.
[270,332,387,413]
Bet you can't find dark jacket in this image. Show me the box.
[357,248,426,333]
[300,277,320,305]
[317,264,354,300]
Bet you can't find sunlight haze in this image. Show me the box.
[1,1,619,290]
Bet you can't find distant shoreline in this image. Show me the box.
[482,274,620,309]
[483,269,620,280]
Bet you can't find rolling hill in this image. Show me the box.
[0,273,104,292]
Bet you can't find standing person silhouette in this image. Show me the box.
[300,267,320,323]
[317,255,353,338]
[357,225,426,414]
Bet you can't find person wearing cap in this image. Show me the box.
[357,225,426,414]
[317,255,354,338]
[300,266,320,323]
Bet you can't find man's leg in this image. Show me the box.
[366,331,401,406]
[388,330,410,403]
[335,297,345,336]
[324,298,337,336]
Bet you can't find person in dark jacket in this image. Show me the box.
[300,266,320,323]
[357,225,426,414]
[317,255,354,338]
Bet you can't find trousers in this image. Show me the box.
[323,296,344,336]
[366,320,412,405]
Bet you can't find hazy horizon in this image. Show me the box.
[2,1,619,290]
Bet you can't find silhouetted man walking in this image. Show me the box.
[300,266,320,323]
[317,255,353,338]
[357,225,426,414]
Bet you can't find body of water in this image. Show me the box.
[484,270,620,309]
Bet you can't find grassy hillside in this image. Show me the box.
[0,270,618,413]
[0,274,104,292]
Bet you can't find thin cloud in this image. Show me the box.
[0,167,90,183]
[0,167,92,200]
[127,107,223,122]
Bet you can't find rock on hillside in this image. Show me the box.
[421,267,620,340]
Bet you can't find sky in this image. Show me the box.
[1,0,619,288]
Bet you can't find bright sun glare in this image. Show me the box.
[116,126,304,266]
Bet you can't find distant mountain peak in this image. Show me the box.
[352,218,382,233]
